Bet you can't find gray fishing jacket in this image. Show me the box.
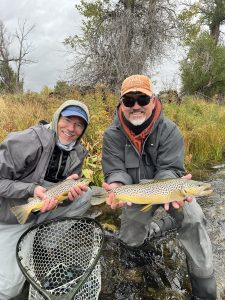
[0,100,89,224]
[102,108,185,185]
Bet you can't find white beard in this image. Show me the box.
[130,117,146,126]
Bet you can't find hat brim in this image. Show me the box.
[121,87,153,97]
[61,111,88,123]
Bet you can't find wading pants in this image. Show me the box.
[0,188,92,300]
[119,198,217,299]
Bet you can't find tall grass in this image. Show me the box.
[0,93,225,184]
[164,97,225,170]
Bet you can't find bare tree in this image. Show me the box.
[0,19,35,93]
[65,0,178,91]
[0,21,16,93]
[14,19,35,92]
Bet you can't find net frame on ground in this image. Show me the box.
[16,217,105,300]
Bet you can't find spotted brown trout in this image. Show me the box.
[11,178,89,225]
[90,178,213,211]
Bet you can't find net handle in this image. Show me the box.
[16,216,105,300]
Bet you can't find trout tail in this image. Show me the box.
[90,186,107,206]
[11,204,34,225]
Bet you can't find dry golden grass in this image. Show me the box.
[164,97,225,170]
[1,92,225,184]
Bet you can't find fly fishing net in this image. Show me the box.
[16,217,104,300]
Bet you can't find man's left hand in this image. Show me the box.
[164,174,193,211]
[66,173,88,201]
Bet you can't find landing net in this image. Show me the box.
[16,217,104,300]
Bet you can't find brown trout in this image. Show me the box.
[90,178,213,211]
[11,178,89,225]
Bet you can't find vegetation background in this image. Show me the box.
[1,89,225,186]
[1,0,225,185]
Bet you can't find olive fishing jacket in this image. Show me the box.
[0,100,88,224]
[102,108,185,185]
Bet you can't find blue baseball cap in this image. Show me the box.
[61,105,88,123]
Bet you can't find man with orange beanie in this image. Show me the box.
[102,75,217,299]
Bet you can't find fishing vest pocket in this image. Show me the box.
[125,144,139,169]
[125,144,140,182]
[140,152,155,179]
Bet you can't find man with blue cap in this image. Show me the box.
[0,99,92,299]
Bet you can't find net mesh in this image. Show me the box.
[16,217,104,300]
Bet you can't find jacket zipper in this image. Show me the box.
[55,150,63,180]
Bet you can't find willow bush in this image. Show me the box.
[0,93,225,185]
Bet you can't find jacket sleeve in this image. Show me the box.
[0,129,42,199]
[102,128,133,185]
[154,120,185,179]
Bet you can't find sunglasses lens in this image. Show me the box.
[122,95,151,107]
[122,97,135,107]
[138,96,151,106]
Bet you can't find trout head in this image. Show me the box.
[180,180,213,197]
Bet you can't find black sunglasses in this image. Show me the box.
[122,95,151,107]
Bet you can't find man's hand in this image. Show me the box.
[164,173,193,211]
[34,185,58,213]
[33,173,89,213]
[102,182,132,209]
[68,183,88,201]
[66,174,79,180]
[66,174,88,201]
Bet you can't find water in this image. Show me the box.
[94,165,225,300]
[99,232,190,299]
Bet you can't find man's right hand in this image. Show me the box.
[102,182,132,209]
[33,185,58,212]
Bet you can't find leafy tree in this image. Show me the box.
[178,0,225,46]
[65,0,178,90]
[0,62,18,93]
[54,80,72,97]
[180,33,225,96]
[178,1,225,97]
